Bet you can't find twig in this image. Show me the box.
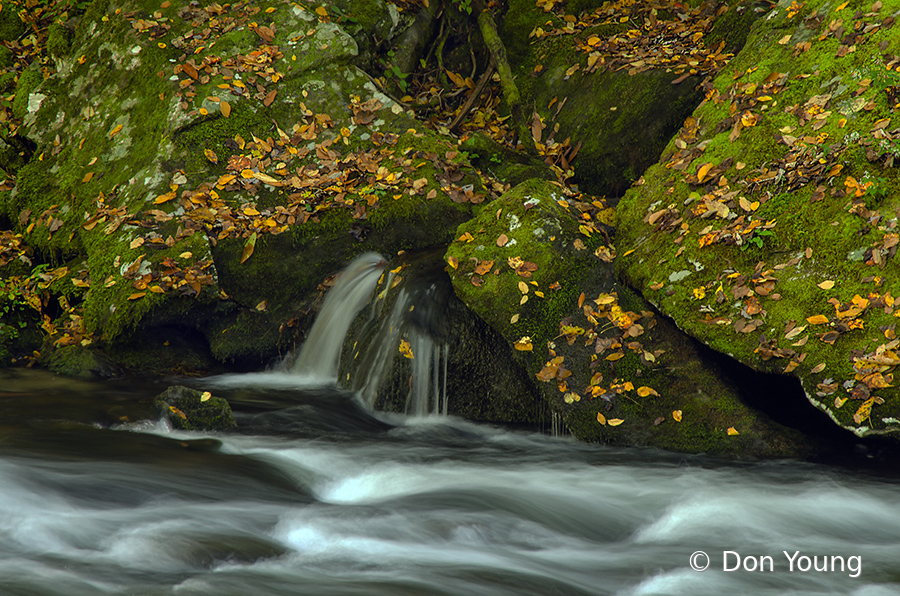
[449,60,496,132]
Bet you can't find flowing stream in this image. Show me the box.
[2,369,900,596]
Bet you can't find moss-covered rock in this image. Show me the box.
[445,178,807,456]
[3,0,482,371]
[501,0,761,197]
[616,0,900,441]
[154,385,236,431]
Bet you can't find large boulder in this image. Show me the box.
[616,0,900,440]
[2,0,483,373]
[501,0,762,196]
[445,179,808,456]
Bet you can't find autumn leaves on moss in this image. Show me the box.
[616,0,900,436]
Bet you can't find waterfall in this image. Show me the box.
[349,281,451,417]
[291,253,386,382]
[290,251,451,416]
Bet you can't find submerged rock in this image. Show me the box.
[154,385,236,431]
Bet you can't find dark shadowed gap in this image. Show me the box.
[692,339,900,472]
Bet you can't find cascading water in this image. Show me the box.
[345,262,453,417]
[290,252,386,382]
[287,251,450,417]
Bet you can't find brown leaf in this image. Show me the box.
[263,89,277,107]
[497,234,509,247]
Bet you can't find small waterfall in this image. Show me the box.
[291,253,386,381]
[344,257,452,416]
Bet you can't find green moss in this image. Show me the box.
[46,20,73,59]
[11,69,42,119]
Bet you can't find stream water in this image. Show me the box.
[2,368,900,596]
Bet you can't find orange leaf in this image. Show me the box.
[597,412,606,425]
[806,314,830,325]
[220,100,231,117]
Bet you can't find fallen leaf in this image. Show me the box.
[673,410,683,422]
[696,162,713,182]
[204,148,218,164]
[806,314,830,325]
[597,412,607,425]
[727,426,739,435]
[220,100,231,117]
[241,232,257,264]
[399,339,414,359]
[637,386,659,397]
[129,237,145,249]
[810,362,826,373]
[497,233,509,247]
[200,391,212,402]
[514,336,533,351]
[608,418,624,426]
[817,280,835,290]
[447,255,459,269]
[127,292,146,300]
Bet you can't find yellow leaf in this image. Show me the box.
[149,285,165,294]
[637,386,659,397]
[806,314,830,325]
[853,396,875,424]
[200,391,212,402]
[817,280,835,290]
[510,313,520,324]
[154,191,176,204]
[727,426,739,435]
[608,418,624,426]
[605,352,624,361]
[129,237,145,249]
[518,281,529,294]
[514,337,533,351]
[241,232,257,264]
[179,251,193,259]
[243,207,260,216]
[220,100,231,118]
[594,293,616,306]
[447,255,459,269]
[673,410,683,422]
[740,111,758,127]
[109,124,123,138]
[696,162,713,183]
[399,339,414,359]
[596,412,607,425]
[563,392,580,404]
[204,148,218,164]
[315,6,328,16]
[127,292,146,300]
[82,172,94,183]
